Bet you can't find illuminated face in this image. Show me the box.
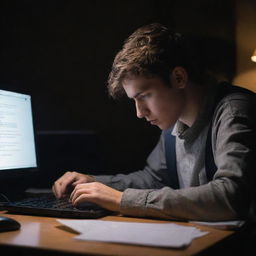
[123,76,186,130]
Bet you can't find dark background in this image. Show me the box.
[0,0,236,181]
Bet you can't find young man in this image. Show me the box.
[52,23,255,221]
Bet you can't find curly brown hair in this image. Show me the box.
[107,23,209,98]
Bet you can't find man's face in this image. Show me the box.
[123,76,186,130]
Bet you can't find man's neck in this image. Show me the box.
[179,83,208,127]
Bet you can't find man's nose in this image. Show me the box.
[135,101,148,119]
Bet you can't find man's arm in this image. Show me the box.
[52,133,169,199]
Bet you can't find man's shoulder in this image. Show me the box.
[218,82,255,98]
[214,82,255,119]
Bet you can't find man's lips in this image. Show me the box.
[148,119,158,125]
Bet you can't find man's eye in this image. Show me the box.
[140,93,150,100]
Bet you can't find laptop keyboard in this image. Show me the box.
[14,195,77,210]
[4,193,109,218]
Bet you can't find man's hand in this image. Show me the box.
[52,171,95,199]
[70,182,123,212]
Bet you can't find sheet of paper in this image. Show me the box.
[190,220,245,230]
[57,219,208,248]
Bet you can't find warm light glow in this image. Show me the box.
[251,55,256,62]
[251,49,256,62]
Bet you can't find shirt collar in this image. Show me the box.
[172,83,219,142]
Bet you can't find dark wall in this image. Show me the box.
[0,0,236,174]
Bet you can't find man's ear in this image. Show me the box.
[170,67,188,89]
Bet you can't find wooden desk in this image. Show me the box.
[0,211,235,256]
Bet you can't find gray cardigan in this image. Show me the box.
[95,83,255,221]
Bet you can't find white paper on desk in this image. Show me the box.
[57,219,208,248]
[190,220,245,230]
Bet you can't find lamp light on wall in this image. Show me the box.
[251,49,256,62]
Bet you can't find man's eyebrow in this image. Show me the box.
[133,91,144,99]
[132,85,151,99]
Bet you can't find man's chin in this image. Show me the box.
[157,123,167,130]
[159,123,175,131]
[150,121,173,130]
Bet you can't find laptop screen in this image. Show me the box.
[0,89,37,171]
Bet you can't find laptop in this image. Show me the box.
[0,88,109,218]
